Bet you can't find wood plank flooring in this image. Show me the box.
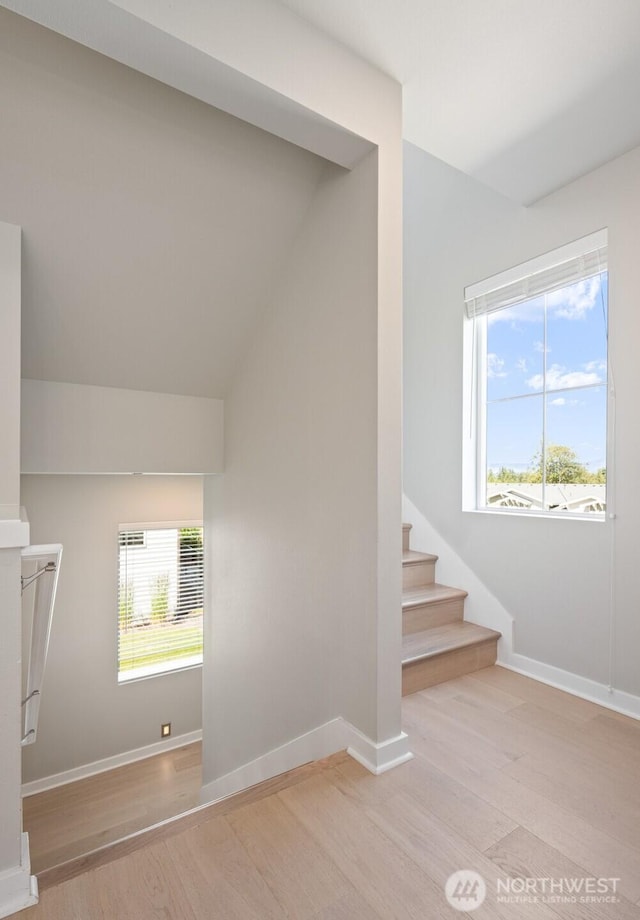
[24,741,202,873]
[21,667,640,918]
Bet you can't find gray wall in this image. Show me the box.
[21,475,203,783]
[0,1,403,908]
[21,381,224,475]
[5,0,404,792]
[0,6,326,400]
[3,7,330,783]
[404,139,640,694]
[203,150,383,785]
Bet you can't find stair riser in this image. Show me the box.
[403,598,464,634]
[402,560,436,589]
[402,640,498,695]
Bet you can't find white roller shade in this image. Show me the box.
[464,229,608,318]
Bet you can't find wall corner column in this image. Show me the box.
[0,222,38,916]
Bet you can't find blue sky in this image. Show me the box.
[485,273,608,475]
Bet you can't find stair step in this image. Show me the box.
[402,550,438,588]
[402,583,467,633]
[402,621,499,662]
[401,622,500,695]
[402,523,412,552]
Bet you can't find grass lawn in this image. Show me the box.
[119,614,203,672]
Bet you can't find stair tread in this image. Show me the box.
[402,550,438,566]
[402,583,467,608]
[402,622,501,664]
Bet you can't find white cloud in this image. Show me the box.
[549,396,579,407]
[487,297,544,329]
[487,353,507,378]
[486,275,605,325]
[526,363,603,391]
[516,357,528,373]
[533,341,549,354]
[487,298,544,325]
[584,359,607,372]
[547,276,602,320]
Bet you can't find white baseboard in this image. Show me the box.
[346,726,412,774]
[23,716,411,807]
[21,729,203,797]
[500,653,640,721]
[200,718,413,805]
[0,834,38,919]
[200,719,346,804]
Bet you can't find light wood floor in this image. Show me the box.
[22,666,640,918]
[24,741,202,873]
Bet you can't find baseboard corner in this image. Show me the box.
[345,726,413,775]
[0,835,38,920]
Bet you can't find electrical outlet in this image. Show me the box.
[161,722,171,738]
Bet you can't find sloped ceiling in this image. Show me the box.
[0,8,330,398]
[275,0,640,204]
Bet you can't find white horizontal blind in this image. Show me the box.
[118,523,203,682]
[465,230,608,318]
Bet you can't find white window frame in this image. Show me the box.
[462,230,609,520]
[117,519,204,683]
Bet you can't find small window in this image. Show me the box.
[118,531,145,548]
[118,522,204,682]
[463,230,608,518]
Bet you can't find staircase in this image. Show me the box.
[402,523,500,695]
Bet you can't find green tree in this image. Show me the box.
[530,444,604,484]
[150,573,170,624]
[118,583,135,630]
[177,527,204,618]
[488,466,529,484]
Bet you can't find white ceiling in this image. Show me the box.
[275,0,640,203]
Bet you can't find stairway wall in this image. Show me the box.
[203,148,404,797]
[404,139,640,700]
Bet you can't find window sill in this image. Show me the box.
[463,507,607,523]
[118,659,203,684]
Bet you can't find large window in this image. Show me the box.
[463,230,608,517]
[118,522,204,682]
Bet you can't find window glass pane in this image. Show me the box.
[545,274,608,394]
[466,234,608,517]
[486,296,544,401]
[544,386,607,512]
[118,526,204,682]
[119,531,145,547]
[486,394,543,507]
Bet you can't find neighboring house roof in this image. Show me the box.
[488,484,606,512]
